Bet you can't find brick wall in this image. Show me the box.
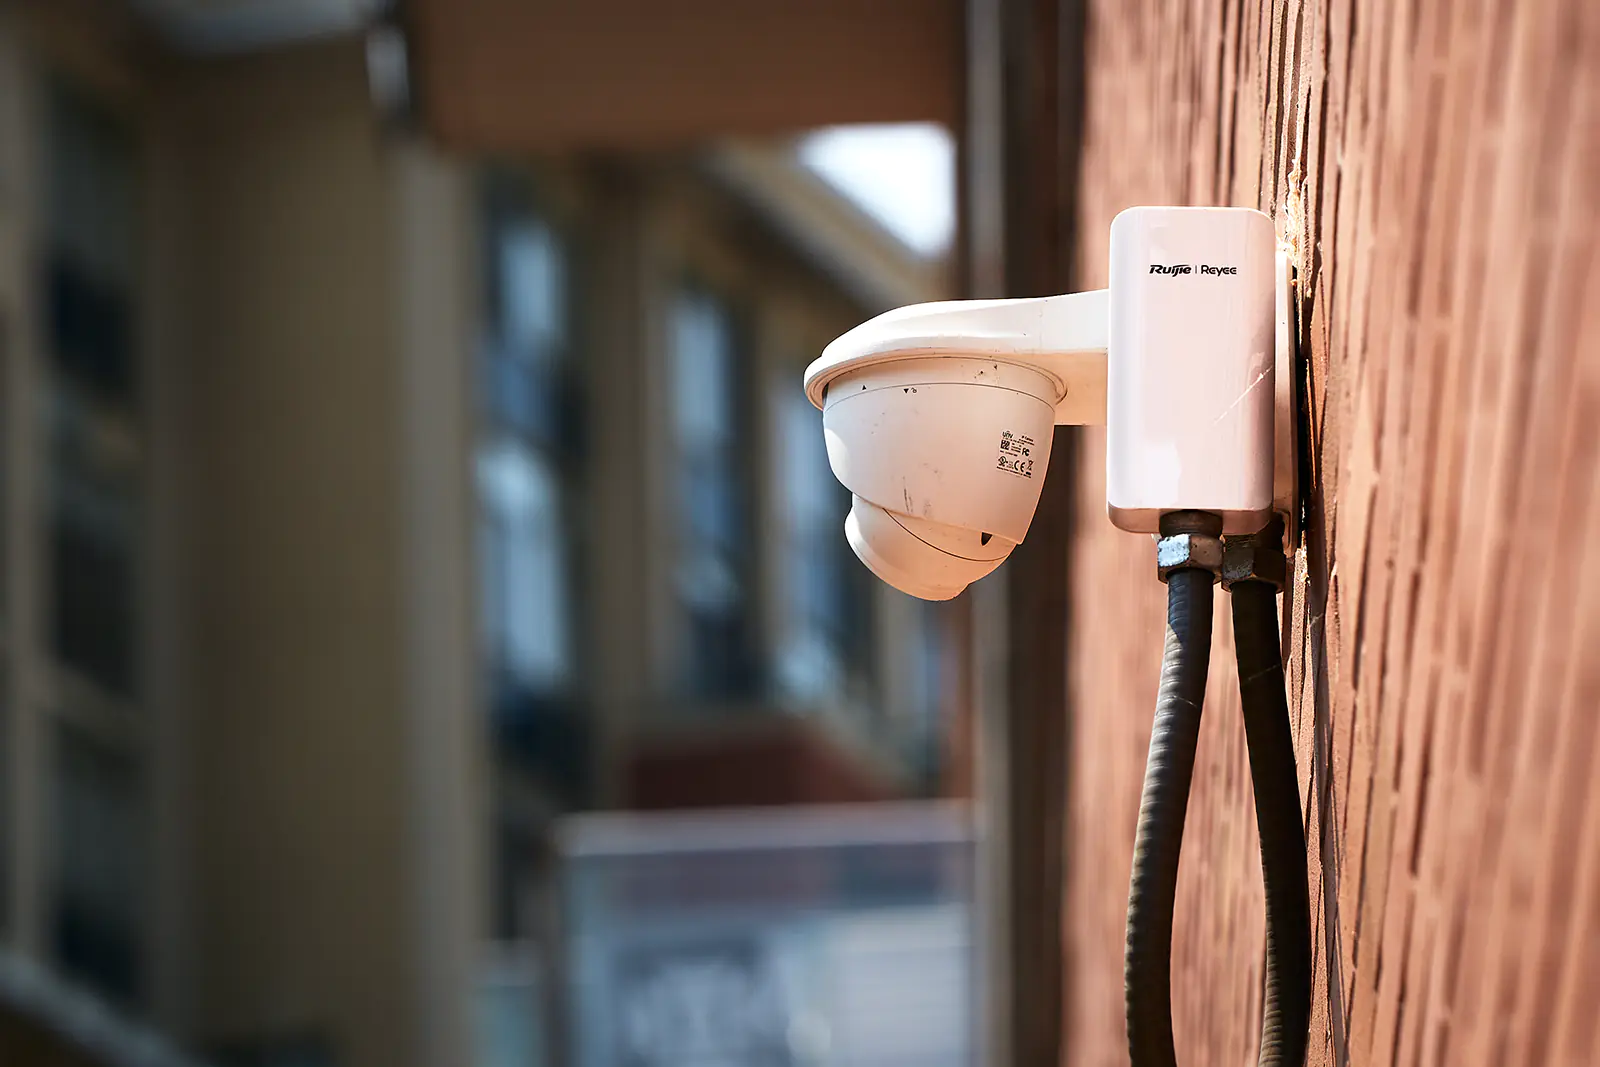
[1057,1,1600,1063]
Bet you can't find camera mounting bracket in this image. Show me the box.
[803,250,1297,545]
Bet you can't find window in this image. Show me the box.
[479,440,569,694]
[775,386,875,708]
[476,180,582,722]
[668,288,758,700]
[51,724,144,1005]
[43,82,142,700]
[39,81,148,1006]
[474,173,591,925]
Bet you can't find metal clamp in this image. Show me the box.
[1221,516,1289,589]
[1156,511,1225,583]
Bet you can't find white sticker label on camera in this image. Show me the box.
[995,431,1036,478]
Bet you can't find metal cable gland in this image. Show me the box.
[1156,532,1225,583]
[1156,510,1225,583]
[1221,516,1289,590]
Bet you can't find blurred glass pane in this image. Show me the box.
[41,82,143,699]
[499,221,565,359]
[669,289,757,699]
[479,182,576,450]
[47,399,141,698]
[670,296,735,456]
[476,179,585,729]
[43,82,138,399]
[477,947,548,1067]
[52,724,145,1007]
[775,389,873,707]
[560,806,975,1067]
[479,438,571,692]
[897,603,946,785]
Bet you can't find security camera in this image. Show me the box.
[803,206,1286,600]
[803,292,1109,599]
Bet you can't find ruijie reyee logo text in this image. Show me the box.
[1149,263,1239,276]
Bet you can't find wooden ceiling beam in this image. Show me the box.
[407,0,962,151]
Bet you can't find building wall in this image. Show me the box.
[0,8,967,1067]
[1057,1,1600,1064]
[0,5,224,1050]
[166,42,440,1067]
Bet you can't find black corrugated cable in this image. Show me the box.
[1125,515,1312,1067]
[1125,512,1221,1067]
[1227,525,1312,1067]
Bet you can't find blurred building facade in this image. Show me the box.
[0,4,968,1066]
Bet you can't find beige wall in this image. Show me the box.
[1054,1,1600,1064]
[166,42,464,1067]
[0,17,482,1063]
[391,138,482,1067]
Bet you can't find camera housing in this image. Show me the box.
[804,206,1285,601]
[804,291,1108,600]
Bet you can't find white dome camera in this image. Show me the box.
[803,206,1288,601]
[803,291,1111,600]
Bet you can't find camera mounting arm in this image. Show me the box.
[804,240,1297,545]
[804,288,1110,427]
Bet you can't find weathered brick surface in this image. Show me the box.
[1060,1,1600,1063]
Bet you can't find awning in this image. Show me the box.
[405,0,962,151]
